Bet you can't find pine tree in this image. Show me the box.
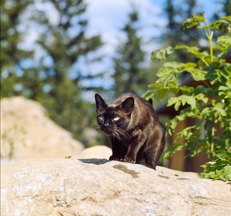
[112,10,148,96]
[32,0,103,143]
[214,0,231,20]
[164,0,199,62]
[0,0,34,98]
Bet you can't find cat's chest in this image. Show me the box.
[122,128,143,144]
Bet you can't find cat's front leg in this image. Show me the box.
[123,130,145,164]
[123,155,136,163]
[109,136,127,161]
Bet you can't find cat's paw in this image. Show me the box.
[123,155,136,164]
[109,155,121,161]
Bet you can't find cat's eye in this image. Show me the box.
[98,116,104,121]
[113,116,120,121]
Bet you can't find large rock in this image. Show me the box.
[1,97,84,160]
[78,145,112,159]
[1,158,230,216]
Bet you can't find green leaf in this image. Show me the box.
[183,14,205,29]
[157,88,168,99]
[210,16,231,33]
[167,95,196,111]
[176,45,208,60]
[176,115,185,121]
[195,93,208,103]
[223,166,231,180]
[200,107,212,117]
[217,35,231,47]
[151,46,175,61]
[65,156,72,159]
[174,101,181,111]
[167,97,178,107]
[169,82,180,94]
[184,62,207,81]
[164,62,185,71]
[157,62,185,77]
[213,103,227,116]
[218,85,231,91]
[169,118,178,129]
[214,45,226,51]
[148,83,164,89]
[156,62,185,86]
[142,90,155,100]
[146,83,169,99]
[188,97,197,108]
[179,85,193,94]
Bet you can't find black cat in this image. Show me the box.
[95,93,165,170]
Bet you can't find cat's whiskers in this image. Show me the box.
[113,126,131,141]
[95,126,101,132]
[112,130,120,139]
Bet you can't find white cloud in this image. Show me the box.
[33,1,59,25]
[82,0,166,78]
[85,0,165,52]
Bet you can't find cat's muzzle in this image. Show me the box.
[101,126,113,135]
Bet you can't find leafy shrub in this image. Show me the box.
[143,14,231,182]
[199,151,231,182]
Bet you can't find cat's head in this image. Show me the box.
[95,94,134,138]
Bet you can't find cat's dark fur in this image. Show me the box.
[95,93,165,170]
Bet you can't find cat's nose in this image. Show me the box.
[104,122,110,127]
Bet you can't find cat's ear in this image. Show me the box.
[120,97,134,114]
[95,94,108,111]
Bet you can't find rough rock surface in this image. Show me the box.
[1,97,84,160]
[1,158,230,216]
